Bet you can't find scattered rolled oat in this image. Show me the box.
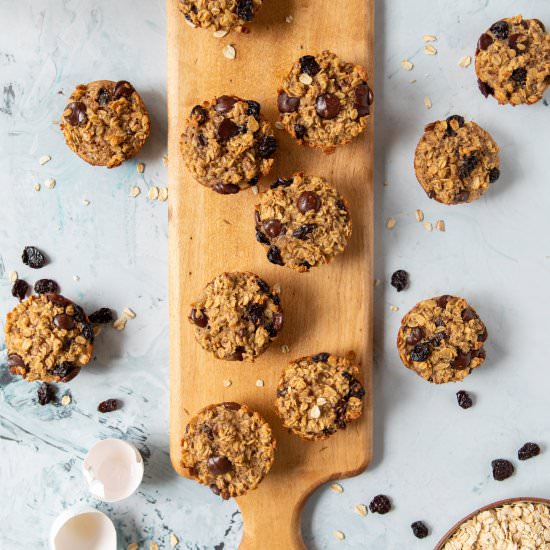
[436,219,446,232]
[333,531,345,541]
[113,317,127,331]
[299,73,313,85]
[137,162,145,173]
[150,543,159,550]
[255,379,264,388]
[275,121,284,130]
[309,405,321,419]
[285,15,293,23]
[330,483,344,493]
[415,209,424,222]
[281,344,290,354]
[73,275,80,281]
[122,307,136,319]
[423,34,437,42]
[390,305,399,312]
[354,504,368,517]
[424,96,432,109]
[61,394,71,406]
[45,177,56,190]
[8,271,18,283]
[410,79,417,84]
[130,186,141,198]
[223,44,236,60]
[223,379,232,388]
[251,186,259,195]
[423,221,433,232]
[401,60,414,71]
[158,187,169,202]
[162,154,169,166]
[316,397,327,406]
[82,199,90,206]
[148,186,159,200]
[458,55,472,68]
[184,18,196,28]
[170,533,179,547]
[213,29,228,38]
[127,544,138,550]
[34,183,41,192]
[39,155,51,165]
[424,44,437,55]
[386,217,397,230]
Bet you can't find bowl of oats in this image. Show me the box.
[436,497,550,549]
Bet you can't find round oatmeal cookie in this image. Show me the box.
[277,50,373,153]
[188,272,283,361]
[181,96,277,194]
[178,0,262,33]
[414,116,500,205]
[5,293,94,383]
[60,80,150,168]
[397,295,488,384]
[475,15,549,105]
[181,402,276,499]
[275,353,365,441]
[254,174,352,272]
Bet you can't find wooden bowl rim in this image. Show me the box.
[435,496,550,549]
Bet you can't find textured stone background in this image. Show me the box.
[0,0,549,548]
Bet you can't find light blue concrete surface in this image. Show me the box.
[0,0,549,548]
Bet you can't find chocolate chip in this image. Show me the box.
[455,190,470,203]
[477,33,494,51]
[492,459,514,481]
[277,92,300,113]
[411,521,429,539]
[315,94,341,119]
[410,342,431,362]
[37,383,54,406]
[246,100,260,118]
[97,87,111,106]
[88,308,114,324]
[473,347,486,361]
[34,279,59,295]
[258,136,278,159]
[478,326,488,342]
[190,105,208,125]
[451,350,471,370]
[478,79,494,98]
[511,67,527,86]
[64,102,88,126]
[518,442,541,461]
[406,327,425,346]
[46,293,71,307]
[369,495,391,514]
[11,279,28,301]
[214,95,237,114]
[213,182,240,195]
[299,55,321,77]
[53,362,80,382]
[264,219,284,238]
[390,270,409,292]
[508,33,525,52]
[312,352,330,363]
[231,346,245,361]
[272,312,284,333]
[8,353,24,369]
[236,0,255,21]
[294,124,307,140]
[456,390,473,409]
[461,308,478,322]
[256,230,270,245]
[270,177,293,189]
[490,20,509,40]
[292,223,317,240]
[297,191,321,213]
[189,308,208,328]
[53,314,75,331]
[436,295,451,309]
[267,245,284,266]
[98,399,119,413]
[207,455,233,476]
[216,118,239,140]
[113,80,134,99]
[222,402,241,411]
[22,246,47,269]
[354,84,373,117]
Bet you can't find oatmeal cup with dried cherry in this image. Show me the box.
[397,295,487,384]
[277,50,373,153]
[5,293,94,383]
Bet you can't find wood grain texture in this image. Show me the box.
[167,1,374,548]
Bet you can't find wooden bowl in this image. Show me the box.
[435,496,550,549]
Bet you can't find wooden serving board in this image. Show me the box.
[167,1,374,548]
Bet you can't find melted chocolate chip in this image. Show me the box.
[231,346,245,361]
[478,326,488,342]
[214,95,237,114]
[461,308,478,322]
[478,79,494,98]
[406,327,425,346]
[477,33,494,51]
[207,456,233,476]
[64,102,88,126]
[451,350,472,370]
[113,80,135,99]
[46,293,71,307]
[354,84,373,117]
[315,93,341,119]
[189,308,208,328]
[278,92,300,113]
[213,182,240,194]
[222,402,241,411]
[216,118,239,141]
[264,219,284,238]
[53,314,75,331]
[297,191,321,213]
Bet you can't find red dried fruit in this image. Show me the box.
[34,279,59,295]
[88,308,114,324]
[492,459,514,481]
[369,494,391,514]
[391,270,409,292]
[411,521,429,539]
[518,442,540,461]
[98,399,119,413]
[11,279,29,301]
[456,390,473,409]
[22,246,47,269]
[37,383,54,405]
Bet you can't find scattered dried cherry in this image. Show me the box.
[410,342,431,362]
[37,383,54,405]
[258,136,278,159]
[11,279,29,301]
[391,270,409,292]
[34,279,59,295]
[518,442,540,461]
[492,459,514,481]
[98,399,119,413]
[369,494,391,514]
[411,521,429,539]
[88,308,114,324]
[490,20,509,40]
[22,246,46,269]
[456,390,473,409]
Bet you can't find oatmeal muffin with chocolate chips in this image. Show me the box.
[178,0,262,33]
[475,15,549,105]
[189,272,283,361]
[181,402,276,499]
[397,296,488,384]
[60,80,150,168]
[181,96,277,194]
[255,174,352,271]
[278,50,373,153]
[5,294,94,383]
[414,116,500,205]
[275,353,365,441]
